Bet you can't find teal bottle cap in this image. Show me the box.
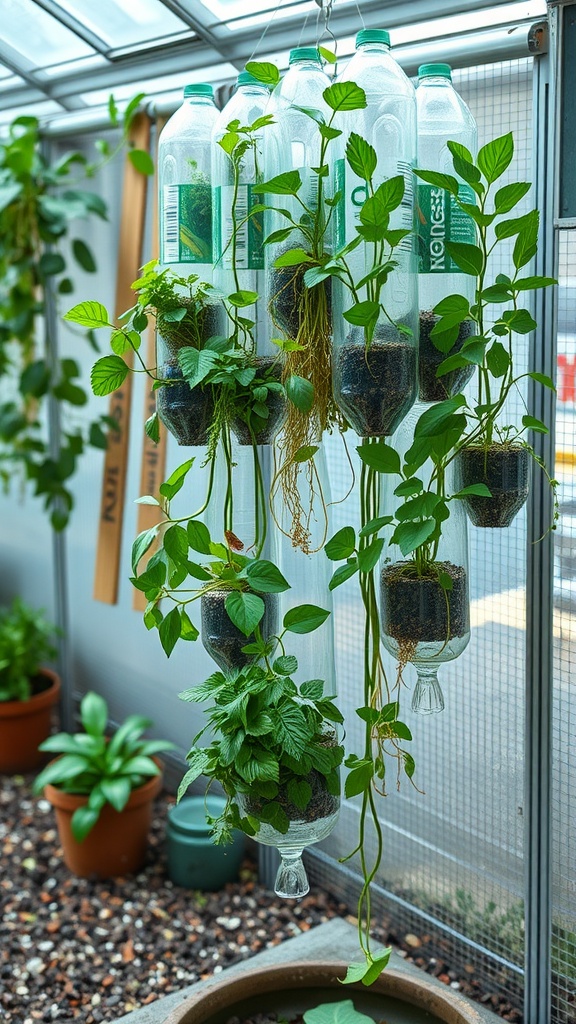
[356,29,391,48]
[184,83,214,98]
[418,63,452,80]
[289,46,321,65]
[237,70,268,87]
[168,794,227,835]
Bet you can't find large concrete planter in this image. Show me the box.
[161,961,482,1024]
[0,668,60,773]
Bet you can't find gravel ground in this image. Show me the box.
[0,774,523,1024]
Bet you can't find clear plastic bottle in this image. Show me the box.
[158,83,218,277]
[331,30,418,438]
[212,70,271,354]
[263,47,333,343]
[156,84,222,445]
[416,63,478,403]
[379,404,471,713]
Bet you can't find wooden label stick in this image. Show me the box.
[93,113,151,604]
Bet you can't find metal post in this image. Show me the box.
[41,138,75,734]
[525,9,559,1022]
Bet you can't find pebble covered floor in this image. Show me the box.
[1,775,523,1023]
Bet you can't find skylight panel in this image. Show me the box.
[53,0,191,49]
[0,0,94,66]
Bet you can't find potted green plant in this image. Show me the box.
[414,132,557,528]
[177,616,342,899]
[0,598,61,773]
[33,691,175,877]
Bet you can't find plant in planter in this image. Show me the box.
[0,597,61,773]
[0,99,152,529]
[177,605,342,899]
[33,690,175,877]
[414,132,557,528]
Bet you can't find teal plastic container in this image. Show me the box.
[166,794,245,890]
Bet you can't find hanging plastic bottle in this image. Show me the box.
[156,84,223,445]
[236,446,341,899]
[416,63,478,403]
[212,71,285,445]
[263,47,335,445]
[331,29,418,438]
[379,404,471,713]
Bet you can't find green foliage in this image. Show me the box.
[0,99,148,529]
[177,658,343,842]
[0,598,58,702]
[33,691,175,841]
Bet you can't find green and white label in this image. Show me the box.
[214,184,263,270]
[417,183,475,273]
[335,158,414,253]
[161,183,212,264]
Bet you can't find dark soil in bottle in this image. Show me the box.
[231,356,286,445]
[244,731,340,826]
[157,299,224,357]
[456,445,531,528]
[380,562,469,644]
[201,590,278,673]
[334,335,417,437]
[269,263,332,340]
[156,364,214,446]
[418,311,476,403]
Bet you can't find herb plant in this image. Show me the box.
[0,598,58,702]
[33,691,175,841]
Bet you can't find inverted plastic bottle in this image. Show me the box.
[212,71,271,355]
[158,83,218,279]
[416,64,478,403]
[331,30,418,438]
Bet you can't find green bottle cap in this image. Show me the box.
[183,83,214,98]
[237,70,267,87]
[356,29,391,48]
[289,47,321,65]
[418,63,452,80]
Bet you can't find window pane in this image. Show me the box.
[0,0,94,65]
[54,0,191,48]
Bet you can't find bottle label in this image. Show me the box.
[161,184,213,265]
[214,184,264,270]
[334,158,414,253]
[417,183,476,273]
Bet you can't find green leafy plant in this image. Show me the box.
[177,623,342,845]
[0,97,152,529]
[0,598,58,702]
[33,691,175,841]
[414,132,557,522]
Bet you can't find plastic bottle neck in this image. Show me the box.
[356,42,391,55]
[420,76,452,86]
[289,58,323,70]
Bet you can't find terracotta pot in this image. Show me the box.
[44,769,162,878]
[162,962,482,1024]
[0,669,60,773]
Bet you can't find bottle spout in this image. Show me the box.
[412,664,445,715]
[274,851,309,899]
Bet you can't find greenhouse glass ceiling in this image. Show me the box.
[0,0,547,124]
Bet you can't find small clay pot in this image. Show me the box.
[334,332,417,437]
[231,356,286,446]
[201,590,279,673]
[456,445,531,528]
[418,312,476,403]
[0,669,60,773]
[162,961,482,1024]
[380,562,469,645]
[156,370,215,446]
[43,767,162,878]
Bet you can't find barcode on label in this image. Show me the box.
[162,185,180,263]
